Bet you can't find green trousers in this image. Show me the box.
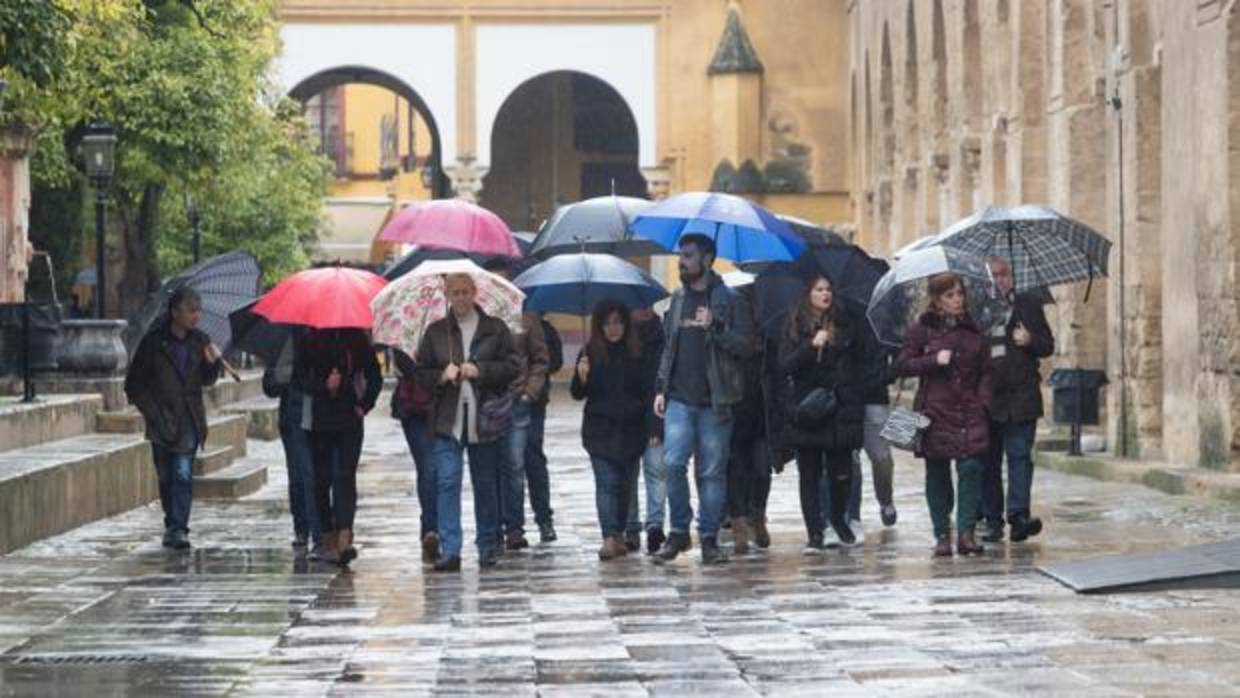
[924,457,983,538]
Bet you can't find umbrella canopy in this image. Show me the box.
[528,195,664,259]
[252,267,388,330]
[777,214,850,247]
[753,243,889,339]
[378,199,521,258]
[930,205,1112,292]
[370,258,525,359]
[513,253,669,316]
[122,251,261,355]
[630,192,805,263]
[866,246,1004,347]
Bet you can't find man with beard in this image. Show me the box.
[653,235,754,564]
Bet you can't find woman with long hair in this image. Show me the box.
[779,276,865,551]
[892,272,992,557]
[571,299,656,560]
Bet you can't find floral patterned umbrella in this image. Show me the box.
[370,258,525,359]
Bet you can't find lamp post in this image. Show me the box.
[81,122,116,318]
[185,192,201,264]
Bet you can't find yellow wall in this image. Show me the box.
[331,83,435,202]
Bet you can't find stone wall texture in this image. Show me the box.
[849,0,1240,471]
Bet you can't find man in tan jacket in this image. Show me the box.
[484,258,550,550]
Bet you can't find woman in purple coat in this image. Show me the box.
[893,273,992,557]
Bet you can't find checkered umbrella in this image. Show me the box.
[931,205,1112,293]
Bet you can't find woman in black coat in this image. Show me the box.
[294,328,383,565]
[571,300,655,561]
[779,275,865,550]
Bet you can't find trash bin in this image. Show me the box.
[0,303,62,376]
[1047,368,1108,426]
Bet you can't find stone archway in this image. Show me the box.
[479,70,646,231]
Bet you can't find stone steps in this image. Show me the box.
[193,445,235,476]
[223,397,281,441]
[194,461,268,500]
[0,432,154,555]
[0,394,103,454]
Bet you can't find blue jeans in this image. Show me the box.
[401,415,436,538]
[500,399,533,536]
[983,420,1038,524]
[431,436,502,559]
[524,401,554,526]
[278,413,316,539]
[592,457,637,537]
[151,442,197,534]
[663,400,733,539]
[627,440,667,533]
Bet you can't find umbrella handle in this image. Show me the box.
[220,357,242,382]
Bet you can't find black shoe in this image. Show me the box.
[880,505,899,528]
[802,533,825,554]
[646,528,666,556]
[750,516,771,549]
[832,521,856,546]
[979,520,1005,543]
[1010,516,1043,542]
[162,531,175,548]
[432,556,461,572]
[654,532,690,563]
[624,531,641,552]
[505,531,529,551]
[169,530,191,550]
[701,536,729,565]
[479,550,501,569]
[538,523,557,543]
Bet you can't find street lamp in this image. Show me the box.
[81,122,116,318]
[185,192,201,264]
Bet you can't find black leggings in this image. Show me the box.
[310,424,364,533]
[727,437,773,519]
[795,448,853,537]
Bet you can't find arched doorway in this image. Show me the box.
[288,66,447,264]
[480,71,646,231]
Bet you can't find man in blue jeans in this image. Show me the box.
[980,258,1055,543]
[653,235,753,564]
[124,288,223,550]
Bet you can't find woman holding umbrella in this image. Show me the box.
[294,327,383,566]
[779,276,865,550]
[413,273,518,572]
[892,273,992,558]
[570,299,659,560]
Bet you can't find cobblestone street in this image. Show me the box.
[3,392,1240,697]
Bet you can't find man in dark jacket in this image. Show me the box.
[124,288,223,550]
[981,258,1055,543]
[653,235,754,564]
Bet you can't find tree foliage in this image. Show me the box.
[15,0,328,313]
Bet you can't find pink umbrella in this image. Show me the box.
[378,199,521,258]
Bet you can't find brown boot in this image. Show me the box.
[598,536,627,561]
[731,517,750,555]
[957,532,984,557]
[311,531,340,564]
[933,535,953,558]
[337,528,358,566]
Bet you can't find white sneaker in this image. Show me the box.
[848,520,865,546]
[822,527,842,549]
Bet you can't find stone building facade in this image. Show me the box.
[848,0,1240,471]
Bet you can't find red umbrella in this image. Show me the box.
[378,199,521,258]
[252,267,388,329]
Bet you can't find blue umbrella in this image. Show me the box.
[512,253,669,316]
[630,192,805,263]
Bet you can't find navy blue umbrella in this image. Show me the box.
[630,192,804,263]
[513,253,668,316]
[754,243,889,339]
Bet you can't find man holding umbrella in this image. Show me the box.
[980,257,1055,543]
[125,288,224,550]
[653,235,754,564]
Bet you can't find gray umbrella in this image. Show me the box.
[929,205,1112,294]
[867,246,1004,347]
[528,195,665,259]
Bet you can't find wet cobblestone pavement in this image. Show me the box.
[3,394,1240,696]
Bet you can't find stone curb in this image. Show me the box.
[1035,450,1240,504]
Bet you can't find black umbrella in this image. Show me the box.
[528,195,665,259]
[123,251,261,358]
[384,238,534,281]
[753,243,889,339]
[226,299,307,365]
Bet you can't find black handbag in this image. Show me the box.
[794,387,838,427]
[477,391,515,442]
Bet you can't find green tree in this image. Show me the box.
[21,0,327,315]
